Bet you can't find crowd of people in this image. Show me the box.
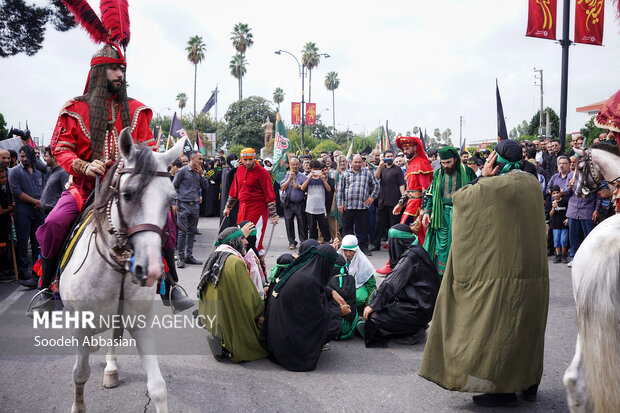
[4,30,620,410]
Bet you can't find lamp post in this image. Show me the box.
[157,107,171,128]
[275,49,330,151]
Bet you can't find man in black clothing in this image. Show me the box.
[370,150,405,250]
[40,146,69,216]
[542,139,564,180]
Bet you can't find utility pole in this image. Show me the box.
[534,68,544,138]
[558,0,571,149]
[459,116,463,149]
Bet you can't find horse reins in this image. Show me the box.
[580,150,620,195]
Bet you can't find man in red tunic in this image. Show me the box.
[377,136,433,274]
[34,43,156,304]
[223,148,279,255]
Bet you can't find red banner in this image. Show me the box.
[291,102,301,125]
[305,103,316,126]
[575,0,604,46]
[526,0,557,40]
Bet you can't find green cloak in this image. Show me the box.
[199,254,269,363]
[419,171,549,393]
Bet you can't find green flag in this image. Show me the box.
[272,112,290,183]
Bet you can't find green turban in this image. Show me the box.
[438,146,459,160]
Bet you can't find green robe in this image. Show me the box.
[419,171,549,393]
[355,275,376,314]
[423,166,470,277]
[199,254,269,363]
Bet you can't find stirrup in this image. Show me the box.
[26,288,55,318]
[168,284,192,314]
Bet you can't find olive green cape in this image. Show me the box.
[199,254,268,363]
[419,171,549,393]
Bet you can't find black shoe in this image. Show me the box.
[18,277,37,289]
[167,286,194,312]
[184,256,202,265]
[368,244,379,252]
[0,271,14,283]
[361,249,372,256]
[472,393,518,407]
[176,259,185,269]
[553,254,561,263]
[521,384,538,402]
[561,254,568,263]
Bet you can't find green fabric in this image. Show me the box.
[388,228,416,239]
[338,307,358,340]
[427,164,470,229]
[214,229,244,246]
[419,172,549,393]
[355,275,376,314]
[422,205,453,277]
[496,153,521,175]
[438,146,458,160]
[198,254,269,363]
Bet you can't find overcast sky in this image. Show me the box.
[2,0,619,147]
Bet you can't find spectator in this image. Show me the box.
[371,149,405,251]
[0,170,15,282]
[8,145,44,288]
[321,163,339,242]
[338,154,379,256]
[542,138,563,180]
[565,173,600,266]
[0,149,11,172]
[467,157,482,177]
[40,146,69,216]
[169,158,183,177]
[549,185,569,263]
[8,150,18,168]
[302,158,311,175]
[173,150,206,268]
[301,160,331,243]
[280,157,308,249]
[569,155,578,172]
[219,153,238,228]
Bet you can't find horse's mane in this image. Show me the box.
[89,144,158,230]
[591,143,620,157]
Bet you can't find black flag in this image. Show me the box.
[200,90,216,114]
[496,79,508,142]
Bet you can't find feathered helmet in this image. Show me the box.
[595,89,620,133]
[61,0,131,93]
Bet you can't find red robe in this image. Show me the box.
[51,98,155,200]
[401,140,433,244]
[229,163,276,254]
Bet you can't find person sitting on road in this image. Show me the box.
[337,234,376,314]
[327,254,358,340]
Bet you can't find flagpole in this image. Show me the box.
[558,0,571,151]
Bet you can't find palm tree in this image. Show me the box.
[185,35,206,127]
[273,87,285,111]
[324,72,339,132]
[176,93,188,117]
[229,54,247,100]
[301,42,320,103]
[230,23,253,100]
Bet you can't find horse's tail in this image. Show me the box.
[575,243,620,413]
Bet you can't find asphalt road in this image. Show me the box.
[0,216,577,412]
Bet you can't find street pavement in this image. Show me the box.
[0,216,577,412]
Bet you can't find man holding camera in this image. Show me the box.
[371,149,405,251]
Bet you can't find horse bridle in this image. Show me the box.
[580,149,620,195]
[97,160,171,276]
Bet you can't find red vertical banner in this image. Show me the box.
[526,0,557,40]
[575,0,604,45]
[291,102,301,125]
[305,103,316,126]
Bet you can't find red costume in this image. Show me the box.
[396,136,433,244]
[229,162,276,254]
[52,98,155,200]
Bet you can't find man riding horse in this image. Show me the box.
[32,16,191,311]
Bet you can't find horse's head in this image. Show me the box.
[114,128,186,287]
[573,147,604,197]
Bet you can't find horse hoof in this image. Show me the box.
[103,370,119,388]
[71,404,86,413]
[90,344,100,353]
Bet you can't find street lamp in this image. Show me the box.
[157,107,171,128]
[275,49,330,151]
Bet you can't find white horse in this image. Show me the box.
[563,144,620,413]
[59,128,185,413]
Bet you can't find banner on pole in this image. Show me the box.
[526,0,557,40]
[291,102,301,125]
[305,103,316,125]
[496,80,509,142]
[272,112,291,183]
[575,0,604,46]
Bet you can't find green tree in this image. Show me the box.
[228,144,245,158]
[311,140,342,157]
[176,92,188,118]
[229,54,247,101]
[186,35,206,127]
[433,128,454,147]
[527,107,559,139]
[219,96,275,151]
[301,42,320,103]
[324,71,339,131]
[1,0,74,58]
[0,113,7,140]
[273,87,284,111]
[580,116,607,146]
[230,23,253,100]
